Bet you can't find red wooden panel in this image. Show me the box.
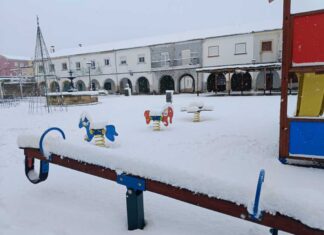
[292,12,324,66]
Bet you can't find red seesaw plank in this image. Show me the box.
[24,148,324,235]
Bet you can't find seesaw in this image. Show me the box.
[19,127,324,235]
[181,102,213,122]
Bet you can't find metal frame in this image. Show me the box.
[22,148,324,235]
[279,0,324,166]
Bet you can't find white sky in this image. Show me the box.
[0,0,323,57]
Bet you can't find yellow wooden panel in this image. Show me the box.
[296,73,324,117]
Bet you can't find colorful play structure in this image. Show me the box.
[18,1,324,235]
[181,102,213,122]
[144,105,173,131]
[79,112,118,147]
[279,1,324,167]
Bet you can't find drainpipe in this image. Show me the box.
[114,50,119,93]
[0,82,3,99]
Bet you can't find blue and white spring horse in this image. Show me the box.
[79,112,118,147]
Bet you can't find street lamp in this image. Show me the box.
[86,62,92,91]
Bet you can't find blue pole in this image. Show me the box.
[252,169,265,220]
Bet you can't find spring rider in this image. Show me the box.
[144,105,173,131]
[181,102,213,122]
[79,112,118,147]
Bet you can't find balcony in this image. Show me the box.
[151,57,200,69]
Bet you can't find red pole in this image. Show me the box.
[279,0,291,158]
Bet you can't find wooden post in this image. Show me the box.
[228,72,231,96]
[196,71,200,96]
[279,0,292,158]
[264,68,267,95]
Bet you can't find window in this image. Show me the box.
[262,41,272,52]
[62,62,67,71]
[138,55,145,63]
[38,65,44,73]
[104,59,110,66]
[49,64,55,72]
[76,62,81,70]
[208,46,219,57]
[235,43,247,55]
[181,49,191,59]
[91,60,96,69]
[161,52,169,66]
[120,56,127,65]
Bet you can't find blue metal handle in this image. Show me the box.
[25,127,66,184]
[252,169,265,220]
[39,127,66,159]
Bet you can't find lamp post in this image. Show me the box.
[86,62,92,91]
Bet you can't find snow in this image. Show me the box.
[181,102,213,113]
[47,91,99,96]
[1,94,323,234]
[1,54,32,61]
[196,62,281,73]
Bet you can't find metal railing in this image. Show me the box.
[151,57,200,68]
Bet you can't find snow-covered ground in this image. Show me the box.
[1,94,323,234]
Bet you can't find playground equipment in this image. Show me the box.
[144,105,173,131]
[20,139,324,234]
[79,112,118,147]
[17,1,324,234]
[279,0,324,167]
[181,102,213,122]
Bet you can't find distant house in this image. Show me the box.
[0,54,33,77]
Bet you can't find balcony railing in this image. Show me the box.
[151,57,200,68]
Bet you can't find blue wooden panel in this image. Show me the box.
[289,120,324,157]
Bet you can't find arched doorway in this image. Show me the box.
[256,71,280,91]
[103,79,115,93]
[216,73,226,92]
[62,81,70,92]
[179,74,194,93]
[120,78,132,93]
[207,73,226,92]
[76,80,86,91]
[159,75,174,94]
[38,81,46,95]
[50,81,60,92]
[231,72,252,91]
[207,74,216,92]
[91,79,100,91]
[137,77,150,94]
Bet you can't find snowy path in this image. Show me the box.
[1,94,322,234]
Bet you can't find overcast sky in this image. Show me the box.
[0,0,324,57]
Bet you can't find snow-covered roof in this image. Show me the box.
[1,54,32,61]
[196,62,282,73]
[50,24,282,58]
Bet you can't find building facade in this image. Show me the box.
[150,39,202,94]
[48,28,283,94]
[202,29,282,93]
[50,46,152,94]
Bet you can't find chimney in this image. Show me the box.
[50,45,55,53]
[79,43,82,47]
